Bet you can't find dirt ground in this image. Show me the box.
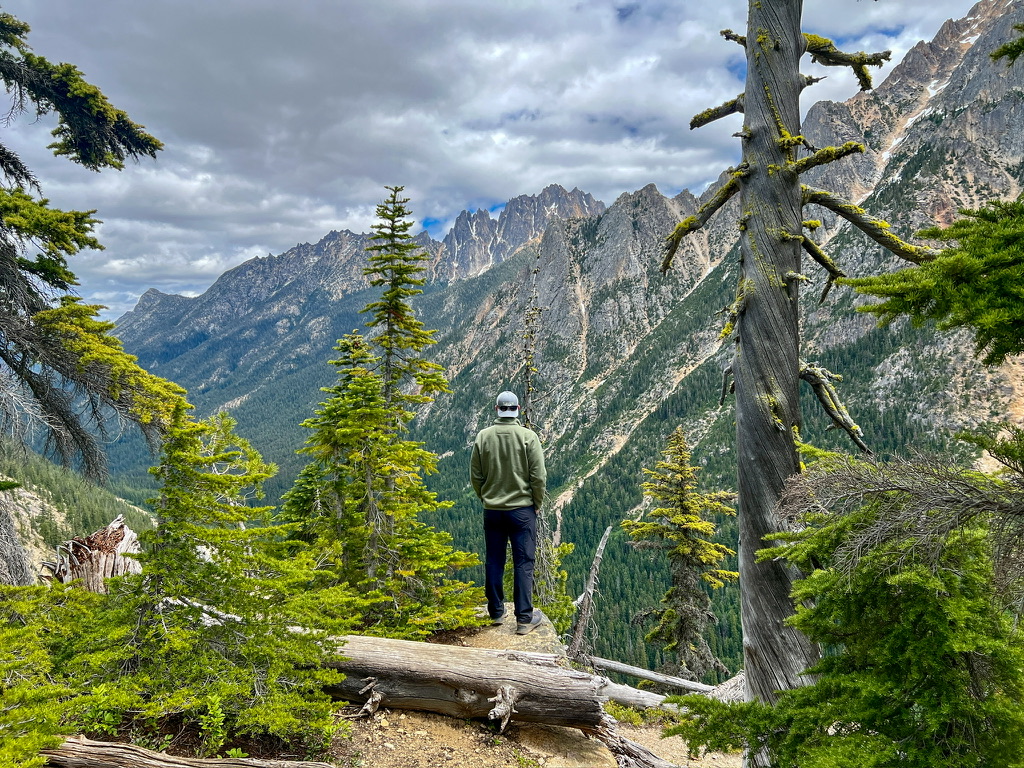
[327,610,743,768]
[330,707,743,768]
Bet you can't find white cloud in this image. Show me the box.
[0,0,980,316]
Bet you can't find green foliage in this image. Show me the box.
[0,9,181,481]
[0,585,86,768]
[622,428,736,680]
[844,198,1024,365]
[283,189,480,637]
[668,468,1024,768]
[992,23,1024,65]
[282,333,480,636]
[0,12,162,174]
[53,409,364,755]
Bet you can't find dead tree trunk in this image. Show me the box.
[43,736,332,768]
[567,524,611,659]
[734,0,819,704]
[42,514,142,593]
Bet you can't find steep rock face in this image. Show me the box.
[430,184,606,280]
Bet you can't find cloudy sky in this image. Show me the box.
[3,0,980,316]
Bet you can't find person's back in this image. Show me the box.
[470,391,546,634]
[471,419,545,512]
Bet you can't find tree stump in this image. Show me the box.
[43,515,142,593]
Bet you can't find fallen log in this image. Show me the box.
[43,736,332,768]
[588,655,715,694]
[325,635,683,768]
[325,634,608,727]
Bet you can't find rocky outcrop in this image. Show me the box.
[430,184,606,280]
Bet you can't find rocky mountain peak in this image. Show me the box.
[430,183,606,280]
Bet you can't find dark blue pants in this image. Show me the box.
[484,506,537,624]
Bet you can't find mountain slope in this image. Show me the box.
[112,0,1024,673]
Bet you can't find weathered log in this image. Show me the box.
[42,515,141,593]
[325,634,609,727]
[326,635,686,768]
[588,656,715,694]
[43,736,332,768]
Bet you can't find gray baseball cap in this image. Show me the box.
[496,391,520,412]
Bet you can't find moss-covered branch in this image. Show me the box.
[803,33,891,91]
[791,141,863,174]
[690,95,744,130]
[802,185,940,264]
[721,28,746,47]
[801,235,846,304]
[662,172,743,273]
[799,360,869,452]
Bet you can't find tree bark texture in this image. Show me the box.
[44,515,142,593]
[735,0,820,704]
[43,736,333,768]
[325,634,609,726]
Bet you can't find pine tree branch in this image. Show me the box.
[803,34,891,91]
[662,172,744,273]
[801,185,940,264]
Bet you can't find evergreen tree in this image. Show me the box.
[283,187,480,637]
[623,428,736,680]
[362,185,448,416]
[0,10,182,481]
[0,584,90,768]
[667,490,1024,768]
[57,408,363,755]
[844,197,1024,365]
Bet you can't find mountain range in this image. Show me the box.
[112,0,1024,672]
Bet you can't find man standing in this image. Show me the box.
[471,391,547,635]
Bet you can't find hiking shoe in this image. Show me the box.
[490,611,506,626]
[515,613,543,635]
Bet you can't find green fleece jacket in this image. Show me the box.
[470,417,546,510]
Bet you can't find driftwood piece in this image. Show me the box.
[42,515,141,593]
[43,736,332,768]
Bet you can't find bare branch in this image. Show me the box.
[690,95,744,130]
[662,173,742,273]
[799,360,869,453]
[802,185,940,264]
[804,34,892,90]
[780,454,1024,598]
[801,236,846,304]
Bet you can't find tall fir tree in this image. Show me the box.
[622,428,736,681]
[282,188,480,637]
[362,185,448,416]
